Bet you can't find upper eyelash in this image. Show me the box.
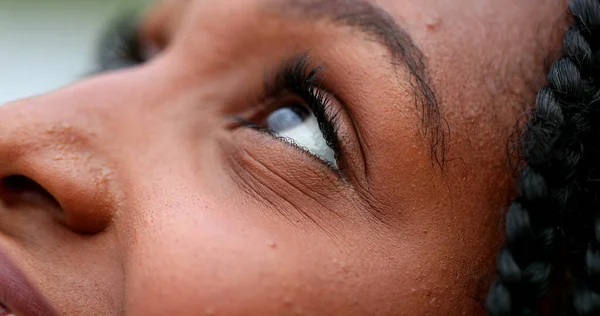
[262,55,343,159]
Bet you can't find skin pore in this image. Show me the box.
[0,0,567,315]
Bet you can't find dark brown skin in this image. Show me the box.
[0,0,567,315]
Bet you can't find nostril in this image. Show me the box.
[0,175,61,211]
[0,301,14,315]
[1,174,114,234]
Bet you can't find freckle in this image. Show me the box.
[341,265,349,274]
[424,15,442,31]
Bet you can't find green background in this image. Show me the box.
[0,0,151,104]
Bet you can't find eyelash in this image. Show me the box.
[95,19,343,170]
[252,56,343,166]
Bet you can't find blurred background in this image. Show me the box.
[0,0,150,104]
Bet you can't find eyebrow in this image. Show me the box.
[269,0,447,166]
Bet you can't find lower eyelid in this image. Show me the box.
[223,148,347,227]
[254,125,341,172]
[225,128,344,183]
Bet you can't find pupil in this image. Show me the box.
[266,104,310,132]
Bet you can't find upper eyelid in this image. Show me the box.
[259,57,343,153]
[262,55,323,97]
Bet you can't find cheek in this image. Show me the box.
[123,218,287,314]
[122,208,330,315]
[118,195,438,315]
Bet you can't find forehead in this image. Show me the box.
[145,0,564,122]
[383,0,563,85]
[144,0,564,77]
[147,0,563,39]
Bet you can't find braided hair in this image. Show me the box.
[486,0,600,314]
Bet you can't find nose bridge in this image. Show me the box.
[0,60,225,233]
[0,70,135,164]
[0,63,200,148]
[0,59,225,176]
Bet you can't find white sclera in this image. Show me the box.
[266,107,337,169]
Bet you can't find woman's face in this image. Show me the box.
[0,0,566,315]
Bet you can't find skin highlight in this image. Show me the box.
[0,0,567,315]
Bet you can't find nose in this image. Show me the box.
[0,82,124,234]
[0,51,227,235]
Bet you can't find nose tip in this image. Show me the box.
[0,97,118,234]
[23,151,117,234]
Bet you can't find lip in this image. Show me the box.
[0,248,57,316]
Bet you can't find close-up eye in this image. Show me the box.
[244,56,343,171]
[264,100,338,169]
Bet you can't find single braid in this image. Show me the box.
[487,0,600,314]
[560,1,600,315]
